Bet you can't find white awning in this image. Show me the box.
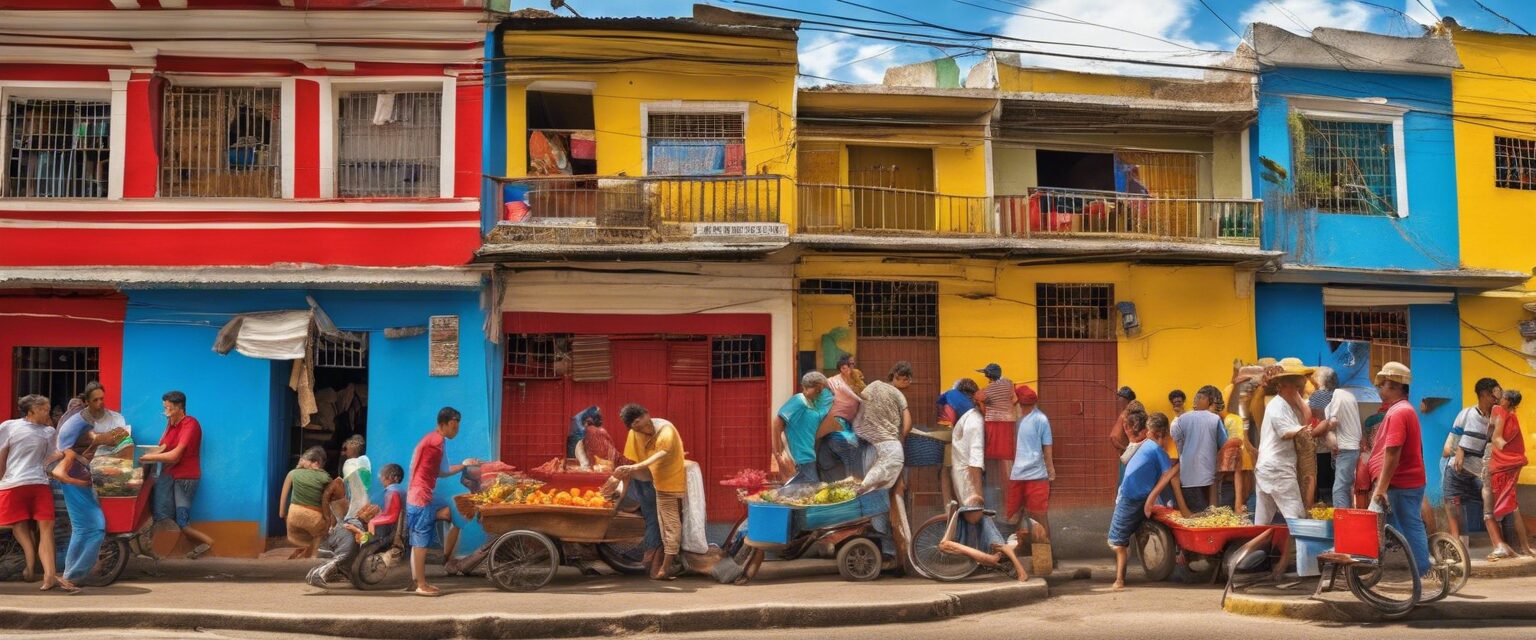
[1322,288,1453,307]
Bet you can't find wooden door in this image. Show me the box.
[848,145,936,231]
[1036,341,1119,507]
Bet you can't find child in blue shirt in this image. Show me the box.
[1108,412,1185,591]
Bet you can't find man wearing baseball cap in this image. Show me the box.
[1007,385,1054,551]
[1366,362,1431,578]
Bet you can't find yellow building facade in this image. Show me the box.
[1449,27,1536,484]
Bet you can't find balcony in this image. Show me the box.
[487,175,785,245]
[795,184,1260,246]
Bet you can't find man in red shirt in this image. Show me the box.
[1365,363,1430,577]
[404,407,474,596]
[140,390,215,560]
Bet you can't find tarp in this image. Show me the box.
[1322,340,1379,402]
[213,310,311,360]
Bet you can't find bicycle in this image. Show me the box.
[1317,499,1464,618]
[908,501,1020,581]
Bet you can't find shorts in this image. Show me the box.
[152,473,199,529]
[1107,496,1147,548]
[984,420,1016,460]
[1005,479,1049,520]
[1218,439,1245,474]
[955,507,1007,552]
[405,504,438,548]
[0,484,55,525]
[1181,486,1212,513]
[1443,467,1483,506]
[287,504,327,546]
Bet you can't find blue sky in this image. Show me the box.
[510,0,1536,83]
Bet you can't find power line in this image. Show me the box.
[1197,0,1244,42]
[977,0,1223,53]
[1472,0,1534,36]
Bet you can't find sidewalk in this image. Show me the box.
[0,557,1049,639]
[1224,570,1536,622]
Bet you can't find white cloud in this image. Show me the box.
[1402,0,1439,26]
[1238,0,1374,35]
[994,0,1230,78]
[798,34,924,85]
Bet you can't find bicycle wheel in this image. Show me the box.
[1135,522,1175,583]
[487,530,559,592]
[1345,524,1420,618]
[1425,532,1469,600]
[84,538,131,587]
[909,515,977,582]
[596,540,647,575]
[721,514,747,558]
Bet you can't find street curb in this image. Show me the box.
[1470,556,1536,579]
[1223,590,1536,623]
[0,580,1048,639]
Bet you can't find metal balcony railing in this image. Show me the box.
[488,174,784,243]
[796,183,994,235]
[997,188,1261,244]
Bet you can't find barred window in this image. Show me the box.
[646,111,745,176]
[161,86,281,198]
[1325,307,1410,375]
[314,332,368,369]
[1036,284,1115,341]
[337,91,442,197]
[1494,136,1536,191]
[799,279,938,338]
[1293,116,1396,215]
[11,346,98,419]
[712,335,766,380]
[4,98,111,198]
[504,333,565,379]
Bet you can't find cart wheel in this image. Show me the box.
[1345,524,1420,618]
[837,538,882,582]
[596,541,648,575]
[1423,532,1469,602]
[909,514,977,582]
[488,530,559,592]
[350,538,403,591]
[1135,522,1176,582]
[721,514,747,558]
[84,538,131,587]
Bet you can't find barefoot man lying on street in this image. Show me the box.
[939,382,1028,581]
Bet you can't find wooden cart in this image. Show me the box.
[455,494,647,591]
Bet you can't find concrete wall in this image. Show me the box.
[121,288,494,557]
[1254,68,1460,270]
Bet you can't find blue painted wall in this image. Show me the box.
[1253,67,1461,271]
[1254,283,1462,503]
[121,287,495,549]
[482,28,507,233]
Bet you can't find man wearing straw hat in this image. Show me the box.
[1366,362,1432,577]
[1254,359,1314,528]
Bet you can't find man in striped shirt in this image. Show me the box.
[978,364,1018,462]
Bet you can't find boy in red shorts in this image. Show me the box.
[0,394,61,590]
[1007,385,1054,550]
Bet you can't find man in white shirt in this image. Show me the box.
[1308,367,1363,508]
[1255,363,1312,527]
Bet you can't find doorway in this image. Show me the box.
[847,145,936,231]
[266,334,368,538]
[1035,283,1119,507]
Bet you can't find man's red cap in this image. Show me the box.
[1015,384,1038,405]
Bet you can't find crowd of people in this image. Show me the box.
[2,354,1529,596]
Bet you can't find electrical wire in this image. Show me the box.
[1197,0,1245,43]
[1472,0,1534,36]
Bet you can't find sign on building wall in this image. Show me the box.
[429,315,459,377]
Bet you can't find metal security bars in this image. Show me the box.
[1494,135,1536,191]
[799,279,939,338]
[161,86,281,198]
[712,335,766,380]
[1036,284,1115,341]
[1325,307,1410,375]
[315,332,368,370]
[1293,116,1397,215]
[997,188,1261,242]
[646,112,746,176]
[3,98,111,198]
[10,346,99,419]
[504,333,565,379]
[337,91,442,197]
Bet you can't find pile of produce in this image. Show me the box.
[719,468,769,489]
[1169,506,1251,529]
[1308,504,1336,521]
[91,440,143,497]
[470,480,614,509]
[756,478,860,507]
[533,456,613,475]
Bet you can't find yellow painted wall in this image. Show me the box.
[794,258,1257,418]
[1451,29,1536,484]
[503,28,798,223]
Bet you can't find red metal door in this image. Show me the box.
[1036,341,1119,507]
[707,379,769,521]
[856,338,941,428]
[499,378,567,471]
[611,339,670,460]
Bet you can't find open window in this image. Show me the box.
[526,89,595,176]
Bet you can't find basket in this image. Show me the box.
[904,432,947,467]
[796,491,890,531]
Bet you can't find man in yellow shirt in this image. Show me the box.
[614,403,687,580]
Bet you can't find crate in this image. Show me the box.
[1333,508,1379,559]
[796,491,890,531]
[747,501,794,544]
[1285,518,1334,540]
[1295,536,1331,577]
